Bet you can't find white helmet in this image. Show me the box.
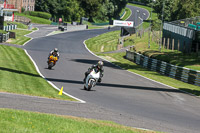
[54,48,58,52]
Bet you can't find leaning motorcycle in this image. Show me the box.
[84,68,100,91]
[48,55,58,69]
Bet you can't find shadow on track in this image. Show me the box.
[70,59,120,69]
[45,78,185,94]
[0,67,41,77]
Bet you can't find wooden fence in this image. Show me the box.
[14,15,31,24]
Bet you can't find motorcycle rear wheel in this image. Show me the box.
[87,80,93,91]
[84,86,87,90]
[87,85,92,91]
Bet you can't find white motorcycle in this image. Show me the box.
[84,68,100,91]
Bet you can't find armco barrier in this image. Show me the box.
[126,50,200,87]
[0,32,10,42]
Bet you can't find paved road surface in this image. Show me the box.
[126,5,149,27]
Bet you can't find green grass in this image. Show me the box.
[1,24,75,101]
[87,6,132,28]
[15,13,52,25]
[7,22,28,29]
[85,30,200,96]
[123,32,200,71]
[88,26,106,29]
[47,30,63,35]
[8,29,32,45]
[101,52,200,96]
[5,22,34,45]
[0,45,75,101]
[85,30,120,53]
[121,7,132,21]
[0,108,157,133]
[0,30,8,34]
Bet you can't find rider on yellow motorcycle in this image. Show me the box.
[47,48,59,69]
[48,48,60,61]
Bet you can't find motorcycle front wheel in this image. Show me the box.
[48,62,54,69]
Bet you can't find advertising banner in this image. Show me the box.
[113,20,134,27]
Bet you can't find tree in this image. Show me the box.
[110,0,128,18]
[79,0,103,21]
[171,0,200,20]
[35,0,84,22]
[35,0,59,19]
[35,0,128,23]
[153,0,200,22]
[153,0,175,22]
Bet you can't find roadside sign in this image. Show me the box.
[113,20,134,27]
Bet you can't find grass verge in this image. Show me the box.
[1,26,75,101]
[88,26,106,29]
[87,6,132,29]
[85,30,200,96]
[15,13,52,25]
[121,7,132,21]
[6,22,28,29]
[8,29,32,45]
[85,30,120,53]
[6,22,36,45]
[0,108,158,133]
[0,45,75,101]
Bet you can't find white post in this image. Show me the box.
[159,0,165,51]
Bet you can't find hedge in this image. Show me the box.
[25,11,51,20]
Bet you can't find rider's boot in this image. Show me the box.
[83,77,86,82]
[98,78,102,83]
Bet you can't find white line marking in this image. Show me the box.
[83,36,197,96]
[24,50,86,103]
[22,28,86,103]
[0,91,81,103]
[125,8,132,21]
[83,38,156,133]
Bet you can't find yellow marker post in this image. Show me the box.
[58,86,63,95]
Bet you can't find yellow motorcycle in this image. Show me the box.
[48,55,58,69]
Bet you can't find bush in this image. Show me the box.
[25,11,51,20]
[0,30,8,34]
[21,7,25,13]
[152,18,161,31]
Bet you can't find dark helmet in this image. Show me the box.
[54,48,58,52]
[97,60,103,69]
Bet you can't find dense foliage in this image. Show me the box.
[35,0,200,23]
[35,0,128,22]
[152,0,200,21]
[24,11,52,19]
[129,0,200,22]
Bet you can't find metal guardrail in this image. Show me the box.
[163,23,194,39]
[0,32,10,43]
[126,50,200,87]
